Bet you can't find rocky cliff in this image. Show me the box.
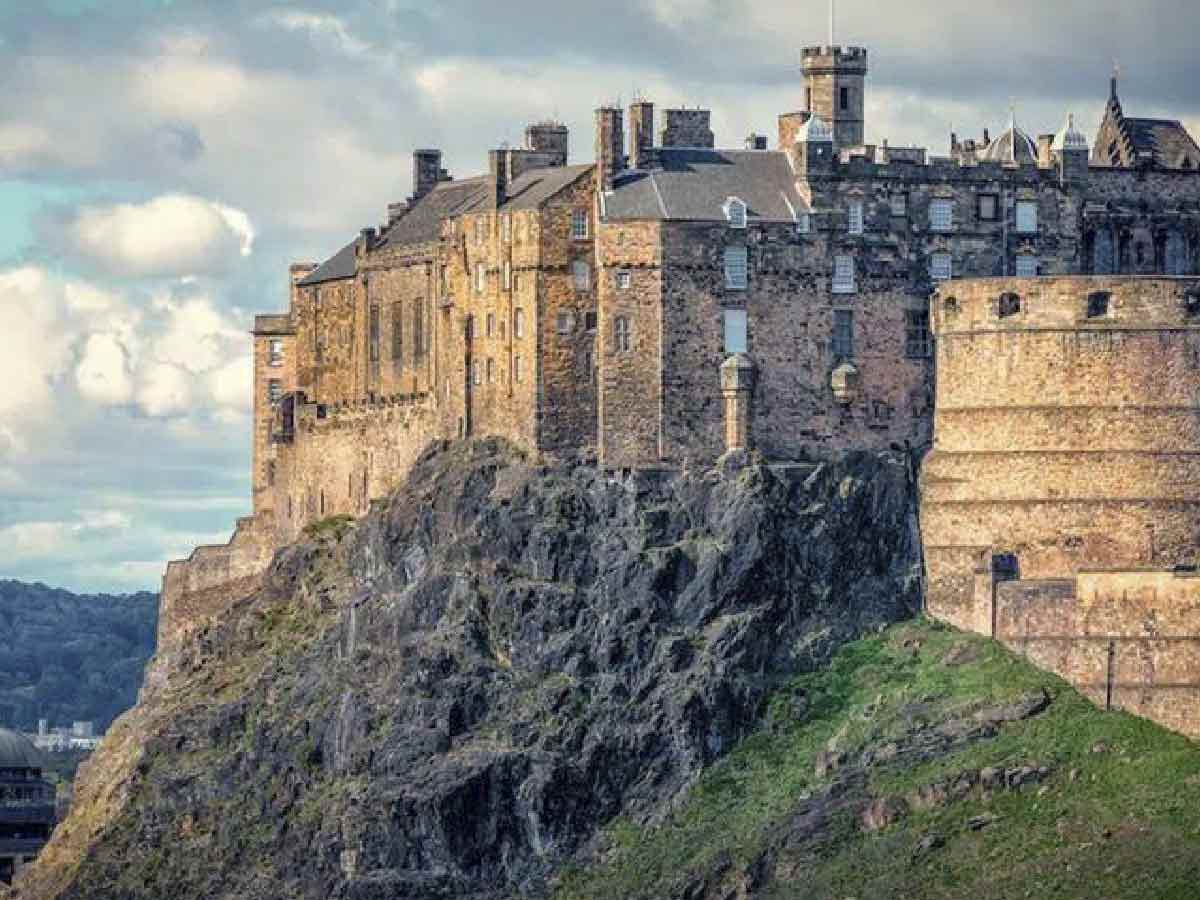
[13,440,922,900]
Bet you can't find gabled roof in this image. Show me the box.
[296,239,357,287]
[299,163,595,284]
[604,149,807,223]
[500,163,594,210]
[1092,87,1200,171]
[381,177,489,249]
[1124,117,1200,169]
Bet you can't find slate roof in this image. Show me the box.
[296,239,358,286]
[0,728,42,770]
[604,149,807,222]
[500,163,594,211]
[1124,117,1200,169]
[380,177,489,249]
[300,164,595,286]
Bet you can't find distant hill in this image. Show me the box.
[0,580,158,733]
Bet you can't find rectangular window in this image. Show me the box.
[503,260,512,291]
[905,310,931,358]
[268,379,283,405]
[474,264,485,294]
[1016,200,1038,234]
[930,198,954,232]
[486,358,494,383]
[930,252,953,282]
[831,310,854,359]
[473,361,482,385]
[724,246,748,290]
[369,306,380,362]
[832,254,856,294]
[515,308,525,338]
[268,339,284,366]
[514,354,523,383]
[501,214,512,242]
[474,218,485,246]
[486,312,495,337]
[572,209,589,240]
[614,316,631,352]
[1015,255,1039,277]
[391,302,403,364]
[978,193,999,221]
[848,200,864,235]
[585,311,597,331]
[573,260,591,291]
[890,193,907,217]
[556,312,573,334]
[414,301,424,357]
[796,213,811,235]
[616,270,631,290]
[840,86,849,111]
[724,309,748,354]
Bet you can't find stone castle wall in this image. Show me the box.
[269,393,440,543]
[922,275,1200,734]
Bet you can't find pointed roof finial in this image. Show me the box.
[1010,100,1018,164]
[1111,59,1121,101]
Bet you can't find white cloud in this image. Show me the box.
[259,9,373,58]
[69,194,255,276]
[136,361,193,418]
[0,510,130,563]
[76,333,135,405]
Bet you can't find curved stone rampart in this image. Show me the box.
[921,275,1200,736]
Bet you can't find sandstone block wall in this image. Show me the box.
[157,515,275,651]
[922,275,1200,735]
[270,394,440,543]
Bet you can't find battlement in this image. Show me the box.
[933,276,1200,333]
[801,45,868,72]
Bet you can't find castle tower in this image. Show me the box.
[1051,113,1090,186]
[720,354,756,454]
[801,45,868,150]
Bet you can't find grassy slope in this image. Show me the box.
[556,619,1200,900]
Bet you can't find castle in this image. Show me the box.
[161,40,1200,735]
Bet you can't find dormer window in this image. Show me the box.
[796,212,811,235]
[724,197,748,229]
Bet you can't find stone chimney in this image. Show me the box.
[595,106,625,193]
[488,149,508,209]
[525,121,569,166]
[629,100,655,169]
[661,108,715,148]
[411,149,446,202]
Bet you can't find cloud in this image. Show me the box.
[68,194,255,276]
[76,333,135,405]
[0,509,131,564]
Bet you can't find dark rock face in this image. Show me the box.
[29,440,922,900]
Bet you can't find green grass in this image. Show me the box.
[555,619,1200,900]
[302,514,355,541]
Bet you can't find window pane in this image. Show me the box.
[573,260,591,290]
[1015,255,1038,277]
[905,310,931,358]
[832,310,854,358]
[930,253,952,281]
[848,201,864,235]
[1016,201,1038,234]
[724,309,748,353]
[930,199,953,231]
[832,255,855,294]
[724,246,748,290]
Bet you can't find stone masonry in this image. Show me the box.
[160,36,1200,738]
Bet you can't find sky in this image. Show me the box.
[1,0,1198,594]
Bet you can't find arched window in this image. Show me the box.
[723,197,747,229]
[614,316,631,352]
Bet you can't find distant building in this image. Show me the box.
[27,722,100,753]
[0,728,55,884]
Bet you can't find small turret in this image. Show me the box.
[792,113,835,177]
[1052,113,1090,186]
